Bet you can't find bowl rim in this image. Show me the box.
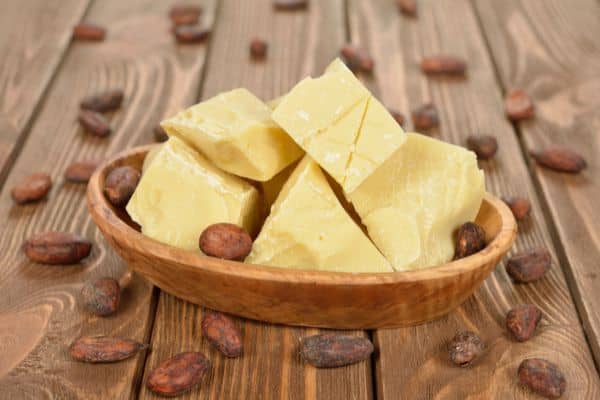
[87,144,517,287]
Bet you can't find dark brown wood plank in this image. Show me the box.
[347,0,600,398]
[0,0,216,398]
[0,0,90,182]
[473,0,600,370]
[139,1,373,399]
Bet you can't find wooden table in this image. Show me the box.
[1,0,599,398]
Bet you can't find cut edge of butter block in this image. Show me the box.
[126,136,262,252]
[246,156,393,273]
[142,145,163,174]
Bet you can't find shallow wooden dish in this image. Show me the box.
[87,145,517,329]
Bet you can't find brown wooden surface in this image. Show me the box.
[0,0,89,181]
[473,0,600,370]
[347,0,600,398]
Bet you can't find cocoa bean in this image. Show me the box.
[174,26,210,44]
[147,352,211,397]
[70,336,146,363]
[80,89,124,113]
[300,334,373,368]
[388,109,405,127]
[78,110,112,137]
[421,55,467,75]
[518,358,566,398]
[273,0,309,11]
[505,89,534,121]
[169,5,202,26]
[506,304,542,342]
[466,135,498,160]
[411,103,439,130]
[24,231,92,265]
[64,161,99,183]
[453,222,486,260]
[154,125,169,142]
[11,173,52,204]
[73,23,106,41]
[397,0,417,16]
[250,38,268,60]
[340,45,374,74]
[503,197,531,221]
[202,310,243,357]
[506,248,551,283]
[199,223,253,261]
[448,331,485,367]
[81,277,121,316]
[103,166,141,206]
[530,146,587,173]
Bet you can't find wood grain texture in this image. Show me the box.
[346,0,600,398]
[0,0,216,398]
[138,0,373,398]
[0,0,90,182]
[473,0,600,370]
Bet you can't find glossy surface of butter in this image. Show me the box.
[246,156,393,273]
[161,88,303,181]
[272,59,406,193]
[127,137,261,251]
[349,133,485,271]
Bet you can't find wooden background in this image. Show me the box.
[0,0,598,398]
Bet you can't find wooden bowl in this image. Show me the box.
[87,145,517,329]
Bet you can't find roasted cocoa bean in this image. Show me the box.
[81,277,121,316]
[11,173,52,204]
[80,89,123,113]
[169,5,202,26]
[73,23,106,41]
[64,161,99,183]
[199,223,253,261]
[466,135,498,160]
[78,110,112,137]
[453,222,486,260]
[411,103,439,130]
[70,336,146,363]
[340,45,374,73]
[506,304,542,342]
[503,197,531,221]
[448,331,485,367]
[202,310,243,357]
[421,55,467,75]
[273,0,309,11]
[397,0,417,16]
[103,166,141,206]
[153,125,169,142]
[174,26,211,44]
[506,248,551,283]
[250,38,268,60]
[388,109,405,127]
[300,334,373,368]
[530,146,587,174]
[147,352,211,397]
[24,231,92,265]
[505,89,534,121]
[518,358,566,398]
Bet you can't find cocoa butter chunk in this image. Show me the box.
[199,223,253,261]
[73,23,106,41]
[530,146,587,173]
[70,336,146,363]
[300,334,374,368]
[78,110,112,137]
[506,247,551,283]
[202,310,243,357]
[453,222,486,260]
[504,89,534,121]
[420,55,467,75]
[411,103,439,130]
[81,277,121,316]
[24,231,92,265]
[80,89,124,112]
[103,166,141,206]
[506,304,542,342]
[11,173,52,204]
[64,161,99,183]
[518,358,566,398]
[448,331,485,367]
[147,352,211,397]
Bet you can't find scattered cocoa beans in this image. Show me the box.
[70,335,146,363]
[73,23,106,41]
[506,304,542,342]
[103,166,141,206]
[23,231,92,265]
[503,197,531,221]
[448,331,485,367]
[11,173,52,204]
[518,358,566,398]
[530,146,587,174]
[466,135,498,160]
[199,223,253,261]
[202,310,243,357]
[421,55,467,76]
[340,45,374,74]
[388,109,405,127]
[504,89,534,121]
[78,110,112,137]
[147,352,211,397]
[80,89,124,113]
[300,334,373,368]
[453,222,486,260]
[273,0,309,11]
[397,0,417,16]
[411,103,439,130]
[169,5,203,26]
[174,26,211,44]
[154,125,169,142]
[81,277,121,316]
[250,38,268,60]
[506,247,551,283]
[64,161,99,183]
